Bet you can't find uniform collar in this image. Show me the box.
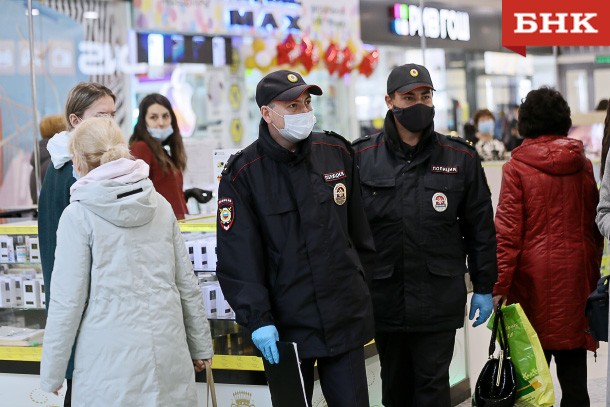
[258,118,310,164]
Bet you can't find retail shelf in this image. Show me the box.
[0,221,216,235]
[0,346,263,370]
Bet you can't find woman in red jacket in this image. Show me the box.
[493,87,603,407]
[130,93,188,219]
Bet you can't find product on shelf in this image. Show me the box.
[23,279,42,308]
[0,235,15,263]
[184,234,217,271]
[0,326,44,346]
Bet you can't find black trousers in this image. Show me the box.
[375,330,456,407]
[300,347,369,407]
[544,348,590,407]
[64,379,72,407]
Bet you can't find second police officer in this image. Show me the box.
[353,64,498,407]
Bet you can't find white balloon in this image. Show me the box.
[255,51,272,68]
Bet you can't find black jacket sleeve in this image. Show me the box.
[215,173,274,333]
[458,155,498,294]
[347,155,376,281]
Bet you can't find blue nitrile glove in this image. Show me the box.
[251,325,280,364]
[469,293,493,327]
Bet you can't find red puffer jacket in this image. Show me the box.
[494,135,603,351]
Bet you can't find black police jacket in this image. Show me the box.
[216,120,376,358]
[353,112,497,332]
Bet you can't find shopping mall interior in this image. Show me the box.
[1,0,609,405]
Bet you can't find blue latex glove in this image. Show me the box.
[251,325,280,364]
[469,293,493,327]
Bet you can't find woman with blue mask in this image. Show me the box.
[473,108,507,161]
[130,93,188,219]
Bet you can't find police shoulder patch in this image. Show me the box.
[217,197,234,231]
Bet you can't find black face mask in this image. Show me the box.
[392,104,435,132]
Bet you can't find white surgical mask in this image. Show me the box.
[269,109,316,144]
[478,120,495,136]
[148,126,173,141]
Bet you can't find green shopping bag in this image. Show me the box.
[487,303,555,406]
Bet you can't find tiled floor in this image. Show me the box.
[457,342,608,406]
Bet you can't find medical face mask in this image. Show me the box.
[72,167,81,180]
[148,126,173,141]
[478,120,495,136]
[269,109,316,144]
[392,104,435,133]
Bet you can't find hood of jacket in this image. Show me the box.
[511,135,586,175]
[47,130,72,169]
[70,159,157,228]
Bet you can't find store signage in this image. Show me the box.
[135,33,232,66]
[502,0,607,56]
[0,40,147,76]
[389,3,470,41]
[79,41,146,75]
[228,10,301,31]
[595,55,610,64]
[226,0,303,33]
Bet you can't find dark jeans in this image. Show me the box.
[544,348,590,407]
[300,346,369,407]
[375,330,456,407]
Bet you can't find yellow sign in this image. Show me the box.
[230,118,243,143]
[229,84,242,111]
[0,346,42,361]
[230,48,240,75]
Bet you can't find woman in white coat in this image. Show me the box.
[40,117,213,406]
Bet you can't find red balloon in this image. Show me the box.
[324,43,339,74]
[337,47,354,77]
[358,49,379,77]
[276,34,297,66]
[300,37,320,73]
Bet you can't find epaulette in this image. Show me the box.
[352,134,372,146]
[447,135,476,149]
[221,150,243,176]
[323,129,354,149]
[323,129,346,141]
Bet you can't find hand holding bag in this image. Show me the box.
[473,306,517,407]
[203,360,217,407]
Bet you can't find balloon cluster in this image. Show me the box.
[244,34,379,77]
[244,38,277,72]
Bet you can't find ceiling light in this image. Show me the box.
[84,11,98,19]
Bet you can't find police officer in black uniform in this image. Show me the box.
[353,64,497,407]
[216,70,376,407]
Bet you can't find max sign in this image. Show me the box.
[503,0,606,56]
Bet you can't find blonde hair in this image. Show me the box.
[39,114,67,139]
[69,117,132,175]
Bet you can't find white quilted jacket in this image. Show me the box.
[40,162,212,406]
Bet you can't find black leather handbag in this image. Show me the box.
[585,275,609,342]
[473,306,517,407]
